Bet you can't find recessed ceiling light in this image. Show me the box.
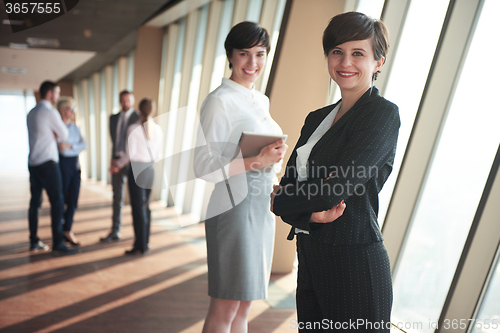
[26,37,60,48]
[83,29,92,38]
[2,66,27,74]
[9,43,29,49]
[2,19,24,26]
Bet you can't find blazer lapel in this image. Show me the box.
[127,110,139,126]
[284,104,338,182]
[309,87,380,159]
[296,102,339,148]
[110,114,119,144]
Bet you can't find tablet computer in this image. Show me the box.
[238,131,288,158]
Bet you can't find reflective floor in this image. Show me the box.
[0,172,297,332]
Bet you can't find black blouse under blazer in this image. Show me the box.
[273,87,400,245]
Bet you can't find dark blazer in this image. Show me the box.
[109,110,139,159]
[273,87,400,244]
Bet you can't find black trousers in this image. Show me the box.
[59,156,81,232]
[28,161,64,247]
[111,163,128,233]
[295,234,393,332]
[127,163,153,251]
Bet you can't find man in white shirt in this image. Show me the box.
[100,90,139,242]
[27,81,80,255]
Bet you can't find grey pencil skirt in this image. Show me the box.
[204,170,276,301]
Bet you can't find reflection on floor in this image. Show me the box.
[0,172,297,332]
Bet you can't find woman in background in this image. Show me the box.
[112,98,163,255]
[57,97,86,246]
[194,21,287,332]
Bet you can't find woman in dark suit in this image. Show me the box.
[271,12,400,332]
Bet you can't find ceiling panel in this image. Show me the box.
[0,0,179,90]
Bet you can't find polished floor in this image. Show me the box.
[0,172,297,332]
[0,172,405,333]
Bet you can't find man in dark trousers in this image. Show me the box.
[27,81,80,255]
[100,90,139,242]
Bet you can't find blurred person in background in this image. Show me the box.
[27,81,80,255]
[57,97,86,246]
[111,98,163,255]
[101,90,139,242]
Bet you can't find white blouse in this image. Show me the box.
[116,120,164,169]
[296,103,341,181]
[194,78,283,183]
[295,102,341,234]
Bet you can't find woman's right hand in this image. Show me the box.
[257,139,287,167]
[234,139,287,177]
[310,200,346,223]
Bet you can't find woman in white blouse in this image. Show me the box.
[194,21,287,332]
[112,98,163,255]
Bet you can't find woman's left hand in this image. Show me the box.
[310,200,346,223]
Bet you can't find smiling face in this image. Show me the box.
[327,38,384,96]
[228,45,267,89]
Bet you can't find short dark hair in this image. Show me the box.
[119,90,133,99]
[323,12,389,64]
[224,21,270,69]
[39,81,58,99]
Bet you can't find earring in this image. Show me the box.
[370,72,378,94]
[369,72,377,96]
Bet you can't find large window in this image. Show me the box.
[472,246,500,333]
[392,0,500,331]
[0,90,35,173]
[378,0,450,224]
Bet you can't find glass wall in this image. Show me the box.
[0,89,35,173]
[392,0,500,330]
[472,246,500,333]
[378,0,450,224]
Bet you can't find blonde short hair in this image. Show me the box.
[57,96,75,112]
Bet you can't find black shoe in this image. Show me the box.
[30,241,49,251]
[52,245,81,256]
[124,247,149,255]
[100,233,121,242]
[64,235,80,246]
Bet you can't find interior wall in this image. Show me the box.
[58,80,74,98]
[266,0,346,273]
[133,26,164,109]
